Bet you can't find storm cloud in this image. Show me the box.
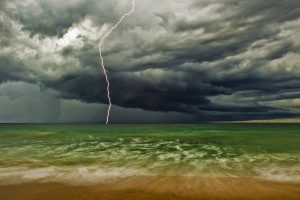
[0,0,300,122]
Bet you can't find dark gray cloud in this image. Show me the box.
[0,0,300,122]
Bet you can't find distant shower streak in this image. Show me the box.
[98,0,135,124]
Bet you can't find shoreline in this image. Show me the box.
[1,176,300,200]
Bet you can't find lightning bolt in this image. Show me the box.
[98,0,135,125]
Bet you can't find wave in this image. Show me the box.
[0,166,152,186]
[0,163,300,186]
[1,138,300,185]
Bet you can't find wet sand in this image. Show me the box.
[1,177,300,200]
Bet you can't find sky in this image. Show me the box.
[0,0,300,123]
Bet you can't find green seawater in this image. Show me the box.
[0,124,300,184]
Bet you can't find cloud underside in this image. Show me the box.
[0,0,300,122]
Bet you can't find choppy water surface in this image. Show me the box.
[0,124,300,185]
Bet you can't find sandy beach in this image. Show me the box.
[1,177,300,200]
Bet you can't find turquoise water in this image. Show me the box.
[0,124,300,185]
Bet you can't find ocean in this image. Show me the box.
[0,124,300,185]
